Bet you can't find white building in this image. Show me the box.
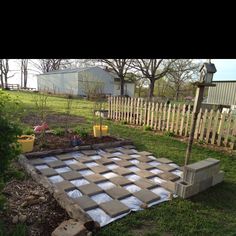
[37,66,135,97]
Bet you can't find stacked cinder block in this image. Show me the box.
[175,158,224,199]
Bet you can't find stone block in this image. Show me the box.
[137,151,153,156]
[134,178,156,189]
[112,167,132,176]
[85,174,107,183]
[118,154,133,160]
[157,164,176,172]
[48,160,66,168]
[136,170,156,179]
[78,183,103,196]
[137,156,153,163]
[212,170,224,186]
[90,165,109,174]
[96,158,114,165]
[116,160,133,168]
[109,176,132,186]
[75,196,98,211]
[156,158,173,164]
[68,163,88,171]
[158,171,180,181]
[136,163,153,170]
[198,177,213,192]
[61,171,82,180]
[100,199,130,218]
[39,168,57,177]
[81,150,98,156]
[55,180,75,191]
[51,219,88,236]
[56,153,75,161]
[175,181,199,199]
[105,187,131,199]
[133,189,161,204]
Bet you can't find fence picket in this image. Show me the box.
[175,105,181,134]
[224,113,232,147]
[136,98,140,125]
[126,97,130,123]
[166,104,171,131]
[199,109,208,141]
[162,103,167,131]
[154,103,159,130]
[158,103,163,130]
[217,112,226,146]
[180,104,186,136]
[143,101,147,126]
[211,110,220,145]
[139,98,143,125]
[171,104,176,132]
[205,109,214,143]
[184,104,191,137]
[194,108,202,139]
[150,102,155,128]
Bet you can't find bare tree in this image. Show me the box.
[30,59,71,73]
[166,59,200,101]
[0,59,15,89]
[21,59,28,88]
[132,59,175,98]
[100,59,132,96]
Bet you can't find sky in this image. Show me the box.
[6,59,236,89]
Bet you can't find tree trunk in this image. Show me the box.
[24,68,28,88]
[4,74,8,88]
[120,78,124,96]
[149,79,155,98]
[0,74,3,88]
[175,86,180,101]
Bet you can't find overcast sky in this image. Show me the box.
[7,59,236,89]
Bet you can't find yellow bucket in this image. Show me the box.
[93,125,108,137]
[17,135,35,153]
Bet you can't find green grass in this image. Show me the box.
[3,91,236,235]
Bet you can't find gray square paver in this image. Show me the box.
[78,183,103,196]
[48,160,67,168]
[75,195,98,211]
[136,163,153,170]
[113,167,132,176]
[105,187,131,199]
[56,153,75,161]
[138,156,153,163]
[39,168,57,176]
[55,180,75,191]
[90,165,110,174]
[134,178,157,189]
[81,150,98,156]
[115,160,133,168]
[68,163,88,171]
[156,158,173,164]
[109,176,132,186]
[100,199,130,217]
[137,151,153,156]
[60,171,82,180]
[157,164,177,172]
[133,189,161,204]
[158,171,180,181]
[136,170,156,178]
[85,174,107,183]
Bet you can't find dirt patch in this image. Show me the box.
[33,133,118,152]
[21,112,86,126]
[0,179,69,236]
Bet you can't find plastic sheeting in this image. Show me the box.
[124,174,141,181]
[67,189,83,198]
[42,156,58,163]
[91,193,113,204]
[97,181,116,190]
[169,163,180,168]
[35,164,49,170]
[85,162,99,167]
[55,166,71,173]
[171,169,183,177]
[70,152,83,158]
[149,168,164,174]
[129,159,140,165]
[105,163,119,170]
[64,159,78,165]
[90,155,102,160]
[79,169,94,176]
[148,161,161,166]
[112,152,122,156]
[102,172,118,179]
[123,184,141,193]
[48,175,64,183]
[127,166,140,172]
[148,155,157,160]
[70,178,90,187]
[149,176,166,184]
[120,196,143,211]
[110,157,122,161]
[130,154,141,158]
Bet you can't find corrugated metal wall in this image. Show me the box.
[207,81,236,105]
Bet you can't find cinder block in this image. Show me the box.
[198,177,213,192]
[175,181,199,199]
[212,170,224,186]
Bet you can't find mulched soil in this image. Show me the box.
[21,113,86,126]
[0,179,69,236]
[33,132,118,152]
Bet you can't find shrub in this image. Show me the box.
[52,128,64,136]
[164,131,175,137]
[74,127,89,138]
[120,121,128,125]
[198,140,205,145]
[0,92,22,175]
[144,125,152,131]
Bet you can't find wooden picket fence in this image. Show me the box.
[108,96,236,150]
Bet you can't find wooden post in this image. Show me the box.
[185,85,205,166]
[184,104,191,137]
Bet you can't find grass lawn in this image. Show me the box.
[2,91,236,235]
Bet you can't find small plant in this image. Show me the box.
[22,127,34,135]
[164,131,175,137]
[52,127,64,136]
[74,127,89,138]
[144,125,152,131]
[12,223,27,236]
[198,140,205,145]
[0,194,7,211]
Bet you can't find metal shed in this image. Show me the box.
[37,66,135,97]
